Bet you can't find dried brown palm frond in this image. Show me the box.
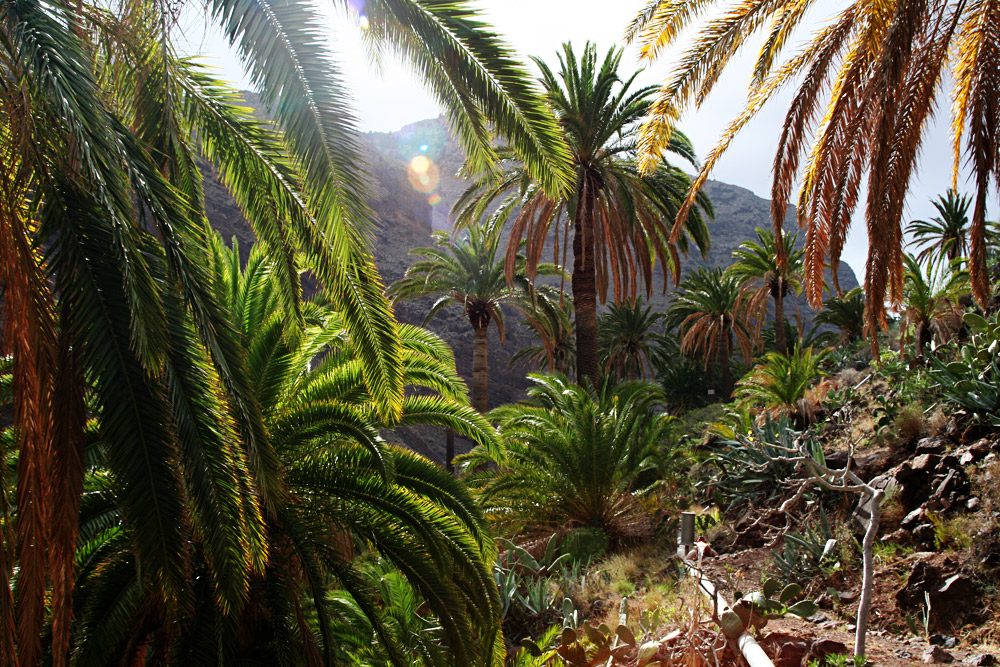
[630,0,1000,352]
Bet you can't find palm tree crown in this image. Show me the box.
[388,221,560,413]
[66,237,504,665]
[597,297,665,381]
[665,267,755,399]
[455,42,713,386]
[908,190,973,267]
[727,228,804,355]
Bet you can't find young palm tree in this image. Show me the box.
[736,345,831,419]
[459,374,677,545]
[454,42,713,386]
[388,221,560,413]
[814,287,867,345]
[665,267,756,399]
[597,297,665,381]
[65,237,503,665]
[627,0,1000,340]
[727,228,804,355]
[907,190,973,267]
[1,1,571,659]
[510,287,577,376]
[899,255,969,359]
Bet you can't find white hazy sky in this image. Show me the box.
[174,0,985,283]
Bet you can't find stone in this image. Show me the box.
[913,454,942,471]
[930,635,958,649]
[963,655,996,667]
[969,438,995,459]
[885,528,911,543]
[967,497,981,511]
[903,508,926,529]
[960,451,975,466]
[938,573,975,599]
[913,523,936,545]
[917,437,950,455]
[806,640,850,665]
[759,633,808,667]
[924,646,955,663]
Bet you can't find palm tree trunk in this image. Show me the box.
[472,323,489,413]
[573,175,600,387]
[774,286,787,356]
[719,327,733,399]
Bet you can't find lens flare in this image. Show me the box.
[420,144,429,152]
[358,14,370,30]
[428,194,442,206]
[407,156,439,193]
[409,155,431,174]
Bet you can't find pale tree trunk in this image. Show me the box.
[856,489,884,658]
[471,323,489,414]
[573,176,600,387]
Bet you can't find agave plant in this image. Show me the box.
[459,374,678,545]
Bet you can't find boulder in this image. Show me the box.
[897,557,979,630]
[917,437,950,455]
[963,655,996,666]
[924,646,956,663]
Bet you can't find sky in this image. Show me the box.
[174,0,984,283]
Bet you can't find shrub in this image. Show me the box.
[736,345,832,422]
[460,374,679,544]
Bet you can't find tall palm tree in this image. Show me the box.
[814,287,866,344]
[908,190,973,267]
[65,236,503,665]
[727,228,804,355]
[388,221,560,414]
[597,297,665,381]
[628,0,1000,343]
[0,0,571,658]
[665,267,756,399]
[455,42,713,386]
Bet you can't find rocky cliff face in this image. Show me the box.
[203,114,861,458]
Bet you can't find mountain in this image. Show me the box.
[203,114,861,460]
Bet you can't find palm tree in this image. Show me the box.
[628,0,1000,342]
[510,288,577,376]
[899,254,969,359]
[66,237,503,665]
[455,42,713,386]
[814,287,867,345]
[736,345,831,420]
[665,267,756,400]
[908,190,973,267]
[597,297,665,381]
[459,374,677,545]
[388,221,560,414]
[1,1,571,660]
[727,228,804,355]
